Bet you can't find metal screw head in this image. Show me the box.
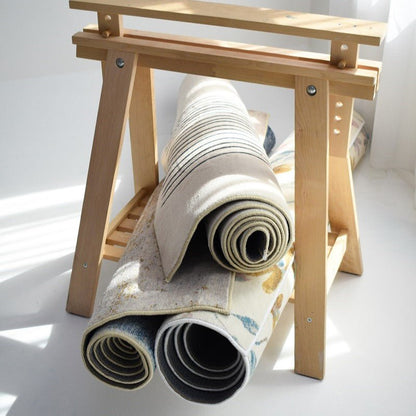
[116,58,125,68]
[82,262,88,269]
[306,85,317,96]
[306,317,313,323]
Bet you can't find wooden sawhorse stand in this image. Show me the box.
[66,0,386,380]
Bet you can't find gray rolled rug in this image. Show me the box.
[154,75,293,282]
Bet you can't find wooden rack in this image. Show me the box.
[66,0,386,380]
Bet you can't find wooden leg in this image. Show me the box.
[66,50,138,317]
[129,65,159,192]
[328,95,363,275]
[294,76,329,380]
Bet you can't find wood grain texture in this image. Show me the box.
[129,65,159,193]
[328,155,363,274]
[106,188,148,236]
[82,24,381,76]
[328,39,363,275]
[289,231,347,304]
[66,50,138,317]
[294,76,329,380]
[97,11,123,37]
[72,31,379,100]
[326,230,348,289]
[117,218,138,233]
[129,205,145,219]
[106,230,131,246]
[103,244,125,261]
[69,0,386,45]
[330,41,359,69]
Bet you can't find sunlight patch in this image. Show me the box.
[273,318,351,371]
[0,185,85,219]
[0,324,53,349]
[0,393,17,416]
[0,215,78,283]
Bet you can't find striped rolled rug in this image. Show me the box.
[154,75,294,282]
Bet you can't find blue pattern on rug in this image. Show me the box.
[231,313,259,335]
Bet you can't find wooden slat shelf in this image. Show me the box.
[289,230,348,303]
[117,218,138,232]
[129,205,145,219]
[103,244,125,261]
[106,230,131,246]
[103,189,150,261]
[70,0,386,46]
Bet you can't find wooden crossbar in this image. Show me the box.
[73,30,379,100]
[289,230,348,303]
[70,0,386,45]
[103,189,149,260]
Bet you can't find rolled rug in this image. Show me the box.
[155,75,293,282]
[83,315,163,390]
[155,246,295,404]
[81,185,234,389]
[269,110,370,214]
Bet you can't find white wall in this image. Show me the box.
[3,0,387,217]
[0,0,314,81]
[0,0,314,207]
[0,0,97,81]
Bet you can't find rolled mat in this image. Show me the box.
[155,247,294,404]
[81,181,294,396]
[269,110,370,214]
[154,75,293,281]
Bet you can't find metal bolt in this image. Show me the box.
[82,262,88,269]
[307,317,312,323]
[337,59,347,69]
[116,58,125,68]
[306,85,317,96]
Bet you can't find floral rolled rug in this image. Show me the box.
[155,249,294,404]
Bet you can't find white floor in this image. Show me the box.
[1,70,416,416]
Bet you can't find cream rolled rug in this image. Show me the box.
[154,75,294,282]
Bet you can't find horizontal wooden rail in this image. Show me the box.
[70,0,386,46]
[103,188,149,261]
[73,30,380,99]
[106,187,149,236]
[289,230,348,303]
[83,25,382,76]
[326,230,348,289]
